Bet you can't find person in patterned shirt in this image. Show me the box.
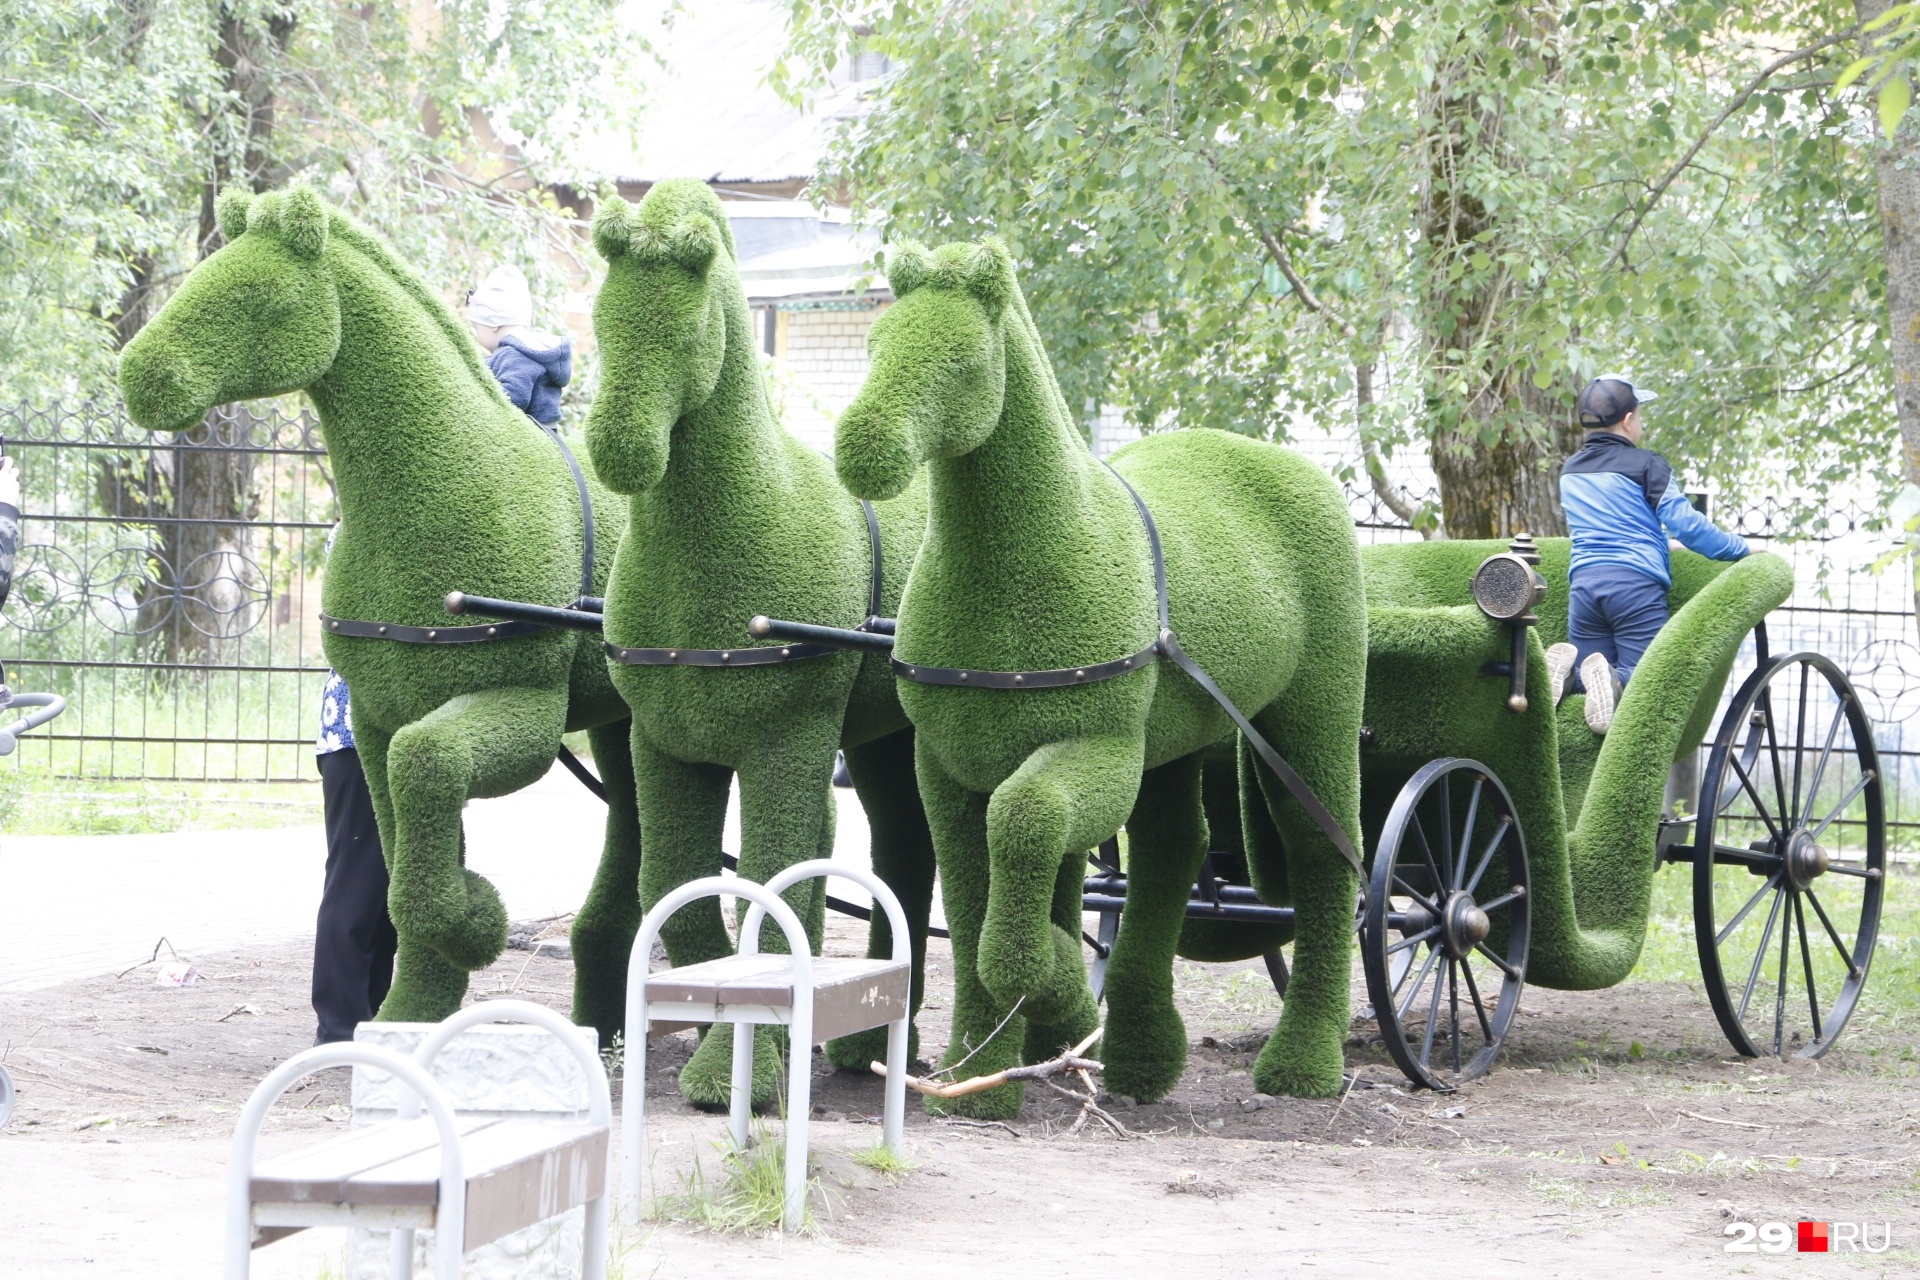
[311,530,396,1043]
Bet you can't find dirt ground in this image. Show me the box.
[3,914,1916,1278]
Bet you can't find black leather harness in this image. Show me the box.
[891,463,1363,876]
[602,499,885,668]
[319,424,597,644]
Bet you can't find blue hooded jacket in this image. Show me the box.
[488,333,572,426]
[1560,430,1746,587]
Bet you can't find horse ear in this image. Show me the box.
[885,241,931,297]
[666,217,719,274]
[280,186,329,260]
[593,197,636,261]
[958,239,1014,318]
[216,188,254,243]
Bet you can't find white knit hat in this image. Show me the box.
[468,265,533,328]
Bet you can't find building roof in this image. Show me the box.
[726,202,886,305]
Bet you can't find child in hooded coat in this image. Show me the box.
[467,265,573,425]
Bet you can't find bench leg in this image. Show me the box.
[883,1015,907,1156]
[582,1193,610,1280]
[729,1022,754,1152]
[783,1032,811,1230]
[389,1228,413,1279]
[621,1016,650,1225]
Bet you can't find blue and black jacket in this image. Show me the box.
[488,333,573,426]
[1559,431,1746,586]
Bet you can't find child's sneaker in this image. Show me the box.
[1545,643,1578,706]
[1581,653,1623,734]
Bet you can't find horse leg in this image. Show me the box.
[379,687,566,1017]
[916,745,1027,1118]
[826,727,936,1070]
[1100,752,1211,1102]
[679,724,839,1110]
[356,728,472,1022]
[1021,846,1102,1063]
[570,718,643,1049]
[1246,701,1363,1099]
[978,735,1144,1014]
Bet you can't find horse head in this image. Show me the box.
[835,239,1015,501]
[120,187,342,432]
[587,180,735,495]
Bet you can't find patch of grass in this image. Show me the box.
[1526,1172,1672,1211]
[849,1142,917,1178]
[0,770,321,834]
[649,1120,820,1236]
[1172,959,1283,1030]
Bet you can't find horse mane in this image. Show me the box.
[325,211,516,416]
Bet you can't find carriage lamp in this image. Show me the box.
[1472,535,1549,714]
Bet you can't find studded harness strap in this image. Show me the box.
[319,424,598,645]
[891,461,1363,876]
[602,499,884,668]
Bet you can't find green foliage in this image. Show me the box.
[0,0,652,402]
[848,1142,917,1177]
[588,180,935,1106]
[649,1119,822,1236]
[118,187,637,1027]
[838,242,1366,1105]
[788,0,1891,514]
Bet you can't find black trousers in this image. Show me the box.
[313,748,397,1043]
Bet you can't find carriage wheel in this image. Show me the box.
[1694,653,1885,1059]
[1363,759,1530,1091]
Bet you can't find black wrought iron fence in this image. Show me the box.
[0,401,334,781]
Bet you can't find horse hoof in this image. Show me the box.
[679,1023,782,1110]
[397,868,508,970]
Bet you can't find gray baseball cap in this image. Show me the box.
[1577,374,1658,428]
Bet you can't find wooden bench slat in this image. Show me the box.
[250,1116,501,1205]
[641,957,910,1043]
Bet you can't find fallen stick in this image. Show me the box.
[1677,1109,1768,1131]
[872,1025,1104,1099]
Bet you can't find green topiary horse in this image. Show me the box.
[834,239,1368,1115]
[587,180,935,1107]
[119,187,641,1030]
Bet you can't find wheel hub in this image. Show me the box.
[1785,828,1830,890]
[1442,891,1491,957]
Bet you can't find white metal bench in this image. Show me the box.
[621,860,911,1230]
[226,1000,611,1280]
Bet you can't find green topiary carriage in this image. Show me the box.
[1102,537,1889,1091]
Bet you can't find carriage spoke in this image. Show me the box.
[1449,961,1462,1074]
[1456,779,1484,891]
[1794,892,1822,1040]
[1822,861,1880,879]
[1726,752,1783,845]
[1409,820,1446,907]
[1392,873,1442,916]
[1478,886,1526,914]
[1803,889,1863,979]
[1761,690,1792,835]
[1418,958,1447,1068]
[1717,870,1784,947]
[1806,772,1874,843]
[1737,886,1786,1023]
[1437,775,1455,889]
[1458,954,1494,1044]
[1773,888,1794,1056]
[1396,945,1443,1021]
[1386,925,1442,956]
[1474,941,1520,980]
[1800,699,1849,833]
[1465,816,1511,896]
[1789,664,1810,827]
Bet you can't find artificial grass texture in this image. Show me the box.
[836,239,1366,1111]
[118,186,638,1027]
[589,182,936,1107]
[1358,538,1792,990]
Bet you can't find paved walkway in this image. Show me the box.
[0,765,888,993]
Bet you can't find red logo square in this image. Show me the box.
[1799,1222,1830,1253]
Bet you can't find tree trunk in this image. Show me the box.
[1856,0,1920,615]
[1420,16,1576,541]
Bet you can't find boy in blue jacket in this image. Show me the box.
[466,265,572,425]
[1546,375,1750,734]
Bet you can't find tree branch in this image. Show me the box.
[1257,227,1358,338]
[1609,26,1860,268]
